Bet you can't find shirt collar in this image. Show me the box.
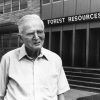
[18,44,27,60]
[18,44,48,61]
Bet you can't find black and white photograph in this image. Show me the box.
[0,0,100,100]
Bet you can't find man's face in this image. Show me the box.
[21,21,45,51]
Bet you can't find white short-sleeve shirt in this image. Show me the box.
[0,44,70,100]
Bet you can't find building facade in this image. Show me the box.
[41,0,100,92]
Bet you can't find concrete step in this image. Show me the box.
[65,89,99,100]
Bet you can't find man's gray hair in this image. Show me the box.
[17,14,44,34]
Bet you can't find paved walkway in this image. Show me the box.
[64,89,99,100]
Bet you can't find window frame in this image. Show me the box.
[0,5,3,14]
[4,3,11,13]
[20,0,27,10]
[0,0,28,14]
[52,0,61,3]
[42,0,51,5]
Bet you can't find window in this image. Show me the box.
[4,0,11,3]
[4,0,11,13]
[0,6,3,14]
[88,28,100,67]
[12,0,17,2]
[1,33,18,54]
[12,0,19,11]
[0,0,28,13]
[0,35,2,48]
[3,34,10,48]
[4,4,11,13]
[42,0,50,4]
[10,33,18,48]
[62,30,72,66]
[43,32,49,49]
[74,29,86,67]
[51,31,60,55]
[53,0,60,2]
[20,0,27,10]
[12,1,19,11]
[0,0,3,4]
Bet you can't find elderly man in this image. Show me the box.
[0,14,70,100]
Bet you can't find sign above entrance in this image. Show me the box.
[43,12,100,27]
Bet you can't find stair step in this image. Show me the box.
[67,75,100,83]
[65,71,100,78]
[68,79,100,88]
[64,67,100,74]
[70,84,100,92]
[64,67,100,92]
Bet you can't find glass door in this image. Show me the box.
[51,31,60,55]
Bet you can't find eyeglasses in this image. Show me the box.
[24,30,44,39]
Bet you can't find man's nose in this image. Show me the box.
[33,32,39,39]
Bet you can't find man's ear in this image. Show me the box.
[18,34,23,44]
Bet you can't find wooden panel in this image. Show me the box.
[42,4,51,19]
[91,0,100,12]
[76,0,90,14]
[64,0,76,16]
[52,1,63,18]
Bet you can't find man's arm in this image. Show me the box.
[58,93,65,100]
[0,55,9,100]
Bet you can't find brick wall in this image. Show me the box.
[0,0,40,24]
